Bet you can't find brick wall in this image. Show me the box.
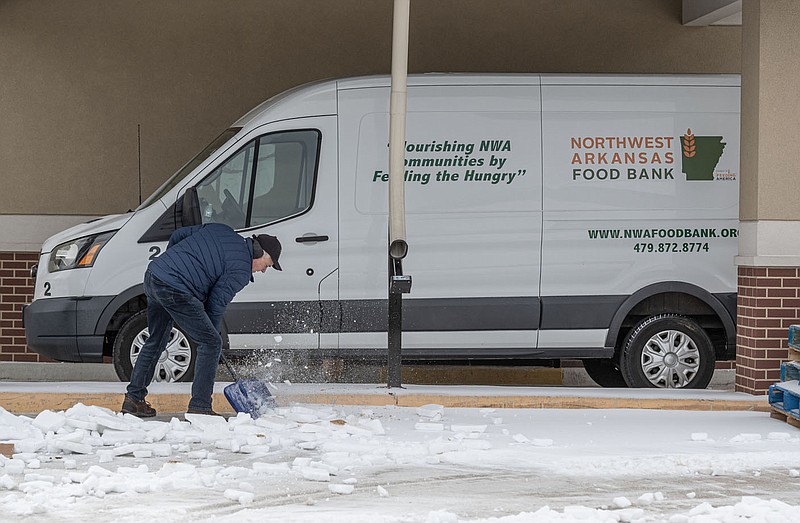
[0,252,48,362]
[736,266,800,394]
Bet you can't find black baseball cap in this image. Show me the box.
[252,234,282,271]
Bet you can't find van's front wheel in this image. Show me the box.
[620,315,714,389]
[112,310,197,383]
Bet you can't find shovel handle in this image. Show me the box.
[219,352,239,381]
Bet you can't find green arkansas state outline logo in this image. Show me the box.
[680,128,726,181]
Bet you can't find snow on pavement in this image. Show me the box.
[2,402,800,522]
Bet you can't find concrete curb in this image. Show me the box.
[0,382,767,415]
[0,363,737,389]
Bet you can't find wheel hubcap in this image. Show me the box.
[640,329,700,388]
[129,327,192,382]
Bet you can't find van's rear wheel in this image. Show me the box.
[620,315,714,389]
[581,358,628,388]
[112,310,196,383]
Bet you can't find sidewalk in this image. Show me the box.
[0,361,757,415]
[0,380,768,416]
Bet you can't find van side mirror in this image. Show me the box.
[180,187,202,227]
[137,188,202,243]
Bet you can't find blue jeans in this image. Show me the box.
[126,270,222,411]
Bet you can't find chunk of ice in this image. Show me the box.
[329,483,354,495]
[613,496,632,508]
[300,467,330,482]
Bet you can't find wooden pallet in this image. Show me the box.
[781,361,800,382]
[770,407,800,428]
[769,382,800,428]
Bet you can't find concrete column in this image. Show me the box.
[736,0,800,393]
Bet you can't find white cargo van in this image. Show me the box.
[23,74,740,388]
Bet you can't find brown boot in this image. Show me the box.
[121,394,156,418]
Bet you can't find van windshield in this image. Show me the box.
[137,127,242,210]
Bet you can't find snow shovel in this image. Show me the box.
[219,352,277,419]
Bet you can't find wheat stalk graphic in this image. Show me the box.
[683,128,696,158]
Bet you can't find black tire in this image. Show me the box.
[112,310,197,383]
[619,314,715,389]
[582,358,628,388]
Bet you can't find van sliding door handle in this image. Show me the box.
[295,235,329,243]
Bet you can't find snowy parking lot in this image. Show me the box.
[2,400,800,522]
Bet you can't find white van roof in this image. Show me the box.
[234,73,740,128]
[335,73,740,89]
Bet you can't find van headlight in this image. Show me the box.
[48,231,117,272]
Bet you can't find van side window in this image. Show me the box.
[196,130,319,230]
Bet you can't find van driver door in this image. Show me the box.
[188,117,338,356]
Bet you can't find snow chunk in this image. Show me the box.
[450,424,487,434]
[0,474,16,489]
[512,433,531,444]
[358,418,385,435]
[637,492,656,505]
[86,466,114,481]
[112,444,141,456]
[4,459,25,474]
[14,441,44,454]
[730,433,762,443]
[689,501,714,515]
[18,479,54,493]
[185,413,229,429]
[52,441,92,455]
[613,496,632,508]
[286,412,318,424]
[91,414,130,432]
[416,404,444,421]
[768,432,792,441]
[224,488,254,505]
[690,432,708,441]
[32,410,66,433]
[328,483,354,495]
[300,467,330,482]
[151,443,172,457]
[65,418,99,431]
[101,429,147,446]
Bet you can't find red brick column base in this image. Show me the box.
[736,266,800,394]
[0,252,50,362]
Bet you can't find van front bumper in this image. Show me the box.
[23,296,114,362]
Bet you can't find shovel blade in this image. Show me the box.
[223,379,277,419]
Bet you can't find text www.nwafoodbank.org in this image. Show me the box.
[587,227,738,239]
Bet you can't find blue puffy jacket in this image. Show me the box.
[148,223,253,331]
